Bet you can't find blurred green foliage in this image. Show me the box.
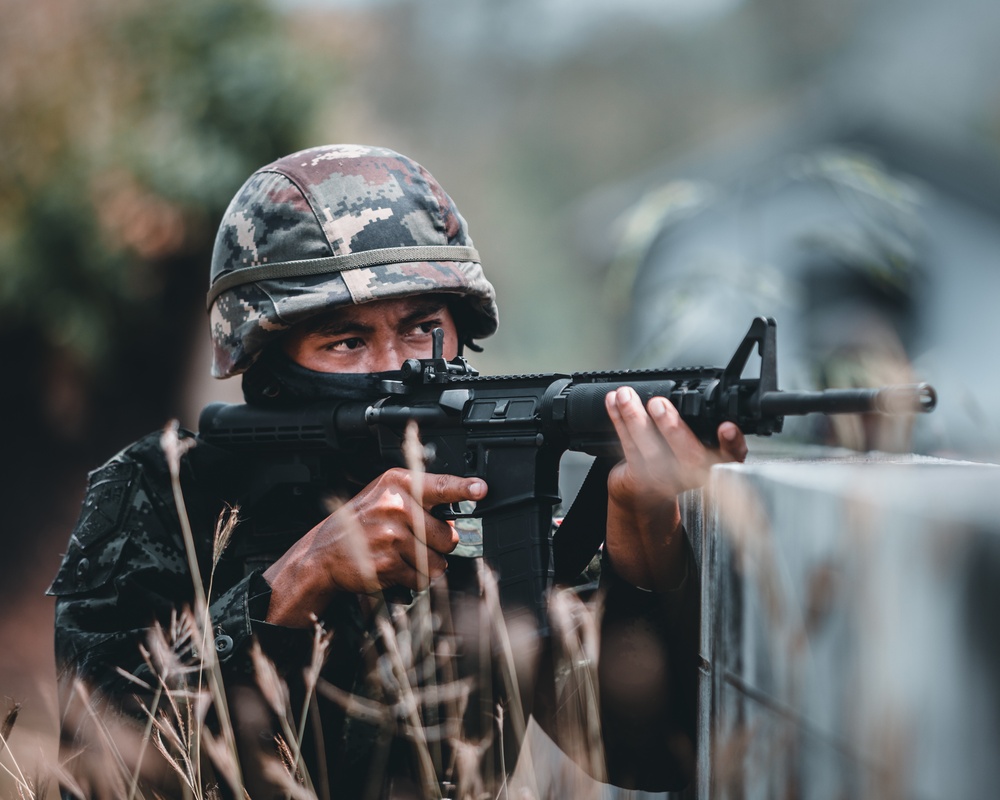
[0,0,329,377]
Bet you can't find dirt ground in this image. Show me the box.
[1,563,63,793]
[1,458,88,797]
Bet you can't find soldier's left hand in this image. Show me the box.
[605,386,747,510]
[601,386,747,590]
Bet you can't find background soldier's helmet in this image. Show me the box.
[207,144,499,378]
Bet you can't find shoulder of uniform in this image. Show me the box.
[72,433,168,551]
[47,429,196,597]
[104,428,193,474]
[77,425,243,538]
[97,426,224,485]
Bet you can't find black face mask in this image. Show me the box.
[242,347,404,406]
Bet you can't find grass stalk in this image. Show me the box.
[0,731,31,798]
[402,421,445,776]
[125,683,163,800]
[161,421,244,794]
[375,615,441,799]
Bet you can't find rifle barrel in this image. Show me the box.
[759,383,937,417]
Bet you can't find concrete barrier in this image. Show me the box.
[684,448,1000,800]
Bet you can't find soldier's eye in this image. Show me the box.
[326,337,364,351]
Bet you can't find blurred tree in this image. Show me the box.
[0,0,333,574]
[0,0,330,448]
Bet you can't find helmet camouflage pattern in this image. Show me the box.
[208,144,499,378]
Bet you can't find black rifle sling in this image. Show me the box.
[551,456,617,583]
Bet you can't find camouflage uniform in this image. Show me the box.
[49,146,699,798]
[51,427,412,797]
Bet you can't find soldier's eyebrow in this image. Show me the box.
[306,316,374,338]
[395,299,448,332]
[302,297,448,339]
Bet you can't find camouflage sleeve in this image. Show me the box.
[596,530,701,790]
[47,441,306,719]
[208,569,316,677]
[49,453,182,708]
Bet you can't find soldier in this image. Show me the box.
[49,144,747,798]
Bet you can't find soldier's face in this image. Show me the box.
[282,296,459,374]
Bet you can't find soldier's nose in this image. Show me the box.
[369,345,401,373]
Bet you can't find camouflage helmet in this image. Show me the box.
[207,144,499,378]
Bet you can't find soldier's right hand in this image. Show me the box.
[262,468,487,628]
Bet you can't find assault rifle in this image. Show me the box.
[198,317,936,625]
